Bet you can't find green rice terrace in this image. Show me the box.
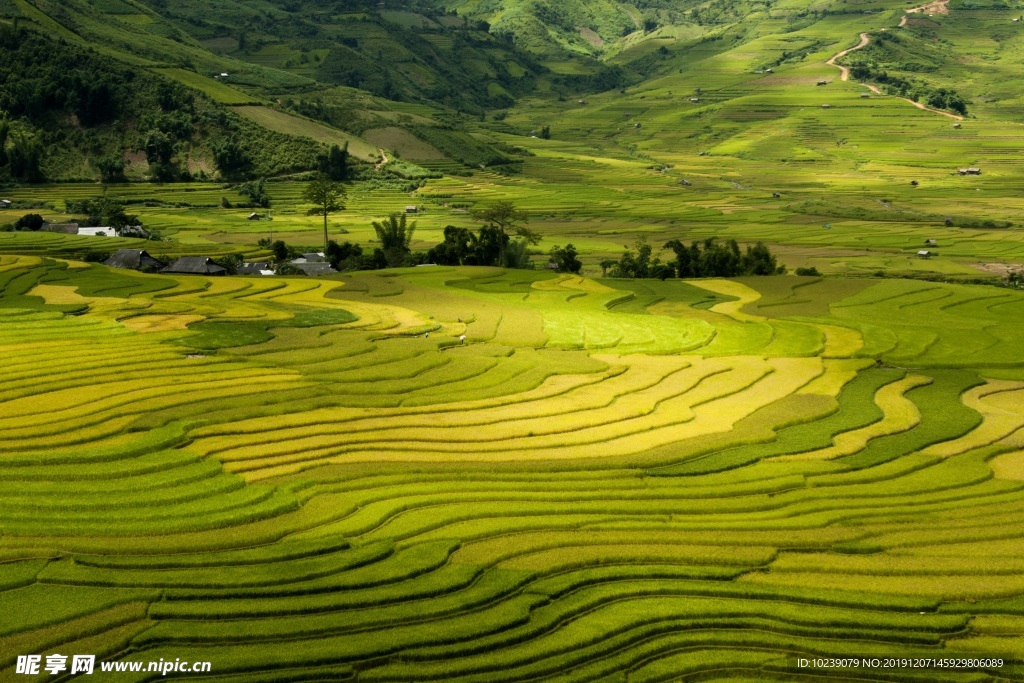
[4,0,1024,679]
[2,259,1024,680]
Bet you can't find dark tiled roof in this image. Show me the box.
[164,256,227,275]
[238,262,273,275]
[104,249,165,272]
[291,262,337,276]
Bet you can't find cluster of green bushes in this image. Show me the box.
[602,237,785,279]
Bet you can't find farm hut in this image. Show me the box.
[77,227,114,237]
[164,256,227,276]
[0,199,11,208]
[679,179,691,186]
[860,93,870,98]
[817,80,828,86]
[925,239,938,246]
[690,97,700,103]
[772,192,781,198]
[958,167,981,175]
[40,223,79,234]
[404,206,419,213]
[104,249,165,273]
[944,217,954,226]
[765,68,773,73]
[290,262,337,277]
[118,225,151,239]
[634,123,642,128]
[247,212,263,221]
[577,100,587,105]
[917,250,932,259]
[821,103,831,109]
[238,261,274,275]
[953,123,961,129]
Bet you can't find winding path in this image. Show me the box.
[374,148,390,170]
[826,0,961,120]
[826,32,870,81]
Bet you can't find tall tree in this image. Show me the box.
[371,212,416,267]
[470,201,538,268]
[318,143,348,181]
[303,174,346,253]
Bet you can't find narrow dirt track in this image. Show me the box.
[826,0,961,120]
[826,32,870,81]
[374,149,389,170]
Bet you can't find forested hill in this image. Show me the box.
[0,0,558,182]
[0,22,322,183]
[0,0,1014,184]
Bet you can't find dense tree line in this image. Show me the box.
[602,237,785,279]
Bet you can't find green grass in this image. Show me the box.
[151,68,261,105]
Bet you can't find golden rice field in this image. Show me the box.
[1,256,1023,681]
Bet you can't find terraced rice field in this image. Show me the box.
[2,258,1024,681]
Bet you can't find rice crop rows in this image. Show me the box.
[1,262,1023,681]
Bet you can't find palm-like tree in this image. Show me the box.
[372,212,416,267]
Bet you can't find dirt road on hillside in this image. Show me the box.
[826,32,870,81]
[826,0,961,119]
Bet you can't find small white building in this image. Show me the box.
[0,199,11,209]
[77,226,114,237]
[917,250,932,259]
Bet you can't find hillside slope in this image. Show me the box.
[0,23,321,182]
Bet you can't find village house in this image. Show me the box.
[118,225,151,239]
[163,256,226,276]
[293,252,327,263]
[289,261,337,276]
[104,249,166,273]
[77,227,115,237]
[238,261,275,276]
